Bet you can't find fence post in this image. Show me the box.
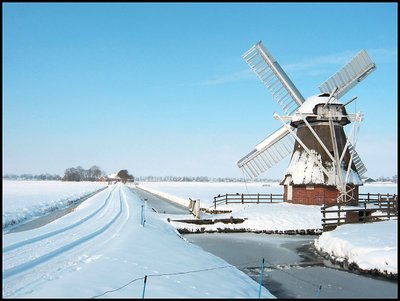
[363,201,367,223]
[226,193,228,205]
[142,275,147,298]
[387,193,390,219]
[257,193,260,204]
[140,202,145,226]
[270,194,272,203]
[214,197,216,210]
[241,193,244,204]
[315,285,322,298]
[194,200,201,219]
[258,258,265,299]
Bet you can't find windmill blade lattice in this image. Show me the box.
[242,41,305,115]
[237,125,295,178]
[348,143,367,176]
[319,50,376,99]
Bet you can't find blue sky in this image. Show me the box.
[3,2,398,179]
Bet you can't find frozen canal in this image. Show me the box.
[133,187,397,298]
[184,233,397,298]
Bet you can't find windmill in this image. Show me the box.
[237,41,376,206]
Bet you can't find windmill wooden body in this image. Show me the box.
[237,42,376,206]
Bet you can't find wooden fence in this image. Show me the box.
[213,192,397,231]
[321,193,398,230]
[213,193,284,209]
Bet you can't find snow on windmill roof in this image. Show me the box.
[284,149,363,186]
[291,93,341,122]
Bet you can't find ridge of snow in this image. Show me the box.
[314,220,397,275]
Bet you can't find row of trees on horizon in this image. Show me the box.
[2,166,134,183]
[62,166,105,182]
[3,172,398,184]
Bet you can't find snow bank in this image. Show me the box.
[2,180,107,231]
[170,202,323,234]
[315,220,397,275]
[135,184,190,208]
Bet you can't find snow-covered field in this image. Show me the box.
[134,181,284,207]
[2,180,397,297]
[2,183,273,298]
[134,181,398,207]
[2,180,108,232]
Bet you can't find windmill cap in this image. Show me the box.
[291,93,341,122]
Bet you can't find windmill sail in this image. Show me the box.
[348,143,367,176]
[237,125,295,178]
[242,41,305,115]
[319,50,376,99]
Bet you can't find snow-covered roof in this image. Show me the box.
[291,93,341,122]
[107,173,120,179]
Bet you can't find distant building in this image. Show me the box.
[362,177,376,183]
[107,173,121,183]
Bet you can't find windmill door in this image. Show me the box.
[283,175,293,201]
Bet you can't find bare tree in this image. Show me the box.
[117,169,133,184]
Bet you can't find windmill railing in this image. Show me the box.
[321,193,398,231]
[213,193,284,209]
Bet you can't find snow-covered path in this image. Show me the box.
[3,183,273,298]
[3,184,130,296]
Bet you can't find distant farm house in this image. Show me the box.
[237,41,376,206]
[107,173,121,182]
[362,177,376,183]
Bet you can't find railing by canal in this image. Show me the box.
[321,193,398,230]
[212,192,397,231]
[213,193,284,209]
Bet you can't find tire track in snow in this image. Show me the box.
[3,184,129,280]
[3,185,118,265]
[3,185,119,253]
